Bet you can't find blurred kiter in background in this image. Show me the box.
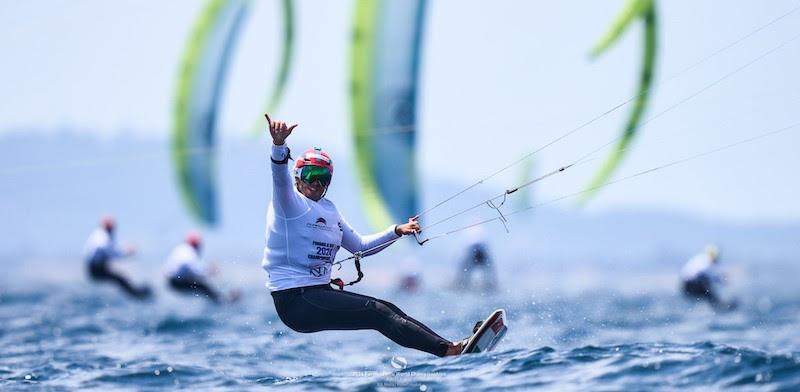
[83,216,151,299]
[164,231,239,304]
[680,244,737,311]
[397,256,422,294]
[452,226,497,292]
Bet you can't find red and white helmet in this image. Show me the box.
[101,215,116,231]
[294,147,333,177]
[186,230,202,248]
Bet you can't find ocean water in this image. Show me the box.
[3,135,799,390]
[2,266,799,391]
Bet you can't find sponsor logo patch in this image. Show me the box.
[309,263,329,277]
[306,216,333,232]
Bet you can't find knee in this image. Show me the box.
[372,299,402,314]
[368,299,391,315]
[368,300,404,328]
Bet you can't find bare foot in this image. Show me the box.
[444,340,467,356]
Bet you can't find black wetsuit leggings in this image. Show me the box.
[88,263,149,299]
[682,276,720,306]
[271,285,451,357]
[169,277,220,303]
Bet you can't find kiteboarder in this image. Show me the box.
[83,216,151,299]
[680,244,736,310]
[164,231,239,304]
[452,226,497,292]
[262,114,471,357]
[396,255,423,293]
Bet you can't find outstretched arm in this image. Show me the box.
[105,234,135,260]
[113,244,136,259]
[341,217,420,256]
[266,113,307,218]
[708,265,728,284]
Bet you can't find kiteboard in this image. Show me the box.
[462,309,508,354]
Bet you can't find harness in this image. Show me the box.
[330,252,364,290]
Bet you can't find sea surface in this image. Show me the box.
[2,263,799,391]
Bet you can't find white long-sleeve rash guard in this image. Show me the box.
[261,144,400,291]
[83,228,125,265]
[680,253,721,283]
[164,243,206,281]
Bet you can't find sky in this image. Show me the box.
[1,0,799,224]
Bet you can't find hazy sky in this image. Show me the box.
[1,0,799,223]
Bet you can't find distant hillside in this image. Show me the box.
[1,132,798,273]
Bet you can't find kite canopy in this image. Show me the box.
[350,0,427,230]
[583,0,658,202]
[172,0,250,225]
[173,0,295,225]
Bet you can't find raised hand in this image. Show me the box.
[395,217,421,236]
[265,113,298,145]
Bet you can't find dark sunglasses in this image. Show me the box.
[300,165,332,185]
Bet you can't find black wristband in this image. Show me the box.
[270,148,291,164]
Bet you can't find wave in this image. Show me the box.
[390,342,800,390]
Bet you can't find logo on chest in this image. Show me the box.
[306,216,335,232]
